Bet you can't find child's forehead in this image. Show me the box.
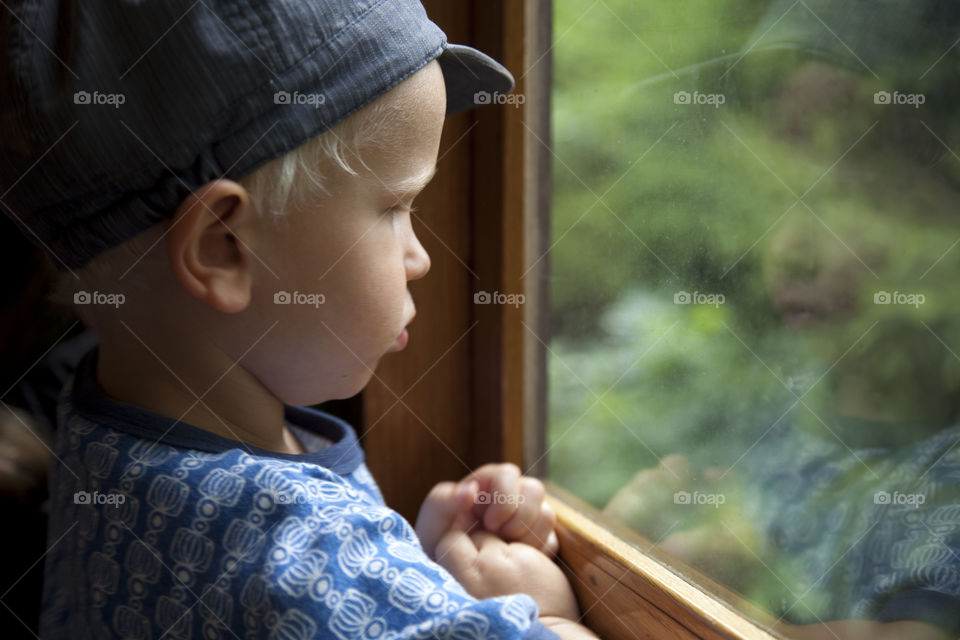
[342,63,446,189]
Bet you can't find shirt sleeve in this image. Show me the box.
[236,469,560,640]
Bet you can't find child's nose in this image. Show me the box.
[406,232,431,281]
[768,216,821,279]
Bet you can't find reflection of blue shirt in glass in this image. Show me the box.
[40,347,559,640]
[745,417,960,635]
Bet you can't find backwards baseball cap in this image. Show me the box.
[0,0,514,270]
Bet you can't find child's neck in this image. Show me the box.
[95,335,303,455]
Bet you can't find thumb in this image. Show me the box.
[416,480,479,558]
[450,480,480,531]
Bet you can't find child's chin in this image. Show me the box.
[272,373,372,407]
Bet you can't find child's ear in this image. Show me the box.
[166,179,255,314]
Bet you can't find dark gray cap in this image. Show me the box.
[0,0,514,270]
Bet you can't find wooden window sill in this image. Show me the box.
[547,484,783,640]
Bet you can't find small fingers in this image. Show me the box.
[472,463,522,532]
[415,480,478,559]
[540,502,560,556]
[510,501,559,557]
[497,477,548,542]
[468,528,507,550]
[658,454,693,483]
[435,523,482,583]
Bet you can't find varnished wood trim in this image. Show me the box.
[521,0,552,480]
[548,485,783,640]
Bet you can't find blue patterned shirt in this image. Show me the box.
[40,347,560,640]
[744,416,960,635]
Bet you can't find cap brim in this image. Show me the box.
[438,43,515,114]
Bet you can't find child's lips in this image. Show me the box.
[774,294,828,328]
[770,284,853,330]
[779,305,819,329]
[391,313,415,351]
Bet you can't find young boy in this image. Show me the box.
[0,1,597,638]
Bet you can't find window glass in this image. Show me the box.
[546,0,960,633]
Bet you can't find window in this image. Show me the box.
[546,0,960,637]
[363,1,960,639]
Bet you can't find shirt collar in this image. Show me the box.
[69,345,365,475]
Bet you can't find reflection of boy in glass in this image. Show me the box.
[746,58,960,637]
[604,1,960,637]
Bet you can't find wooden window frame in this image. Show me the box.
[359,2,781,638]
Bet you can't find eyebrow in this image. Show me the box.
[385,164,438,197]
